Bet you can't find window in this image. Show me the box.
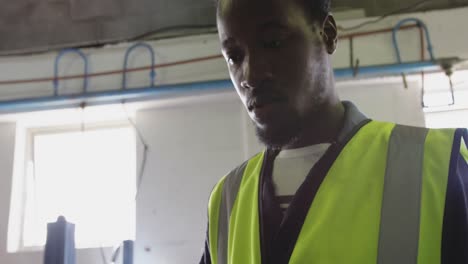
[423,70,468,129]
[14,124,136,250]
[425,109,468,128]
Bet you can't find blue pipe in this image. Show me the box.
[0,61,441,114]
[0,79,233,113]
[54,49,89,96]
[122,43,156,89]
[334,61,439,78]
[392,18,435,63]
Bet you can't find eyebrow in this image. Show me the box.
[221,37,236,48]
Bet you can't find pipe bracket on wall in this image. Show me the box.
[53,49,89,96]
[348,37,360,77]
[421,73,456,108]
[122,42,156,90]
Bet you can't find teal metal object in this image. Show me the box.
[391,18,436,89]
[44,216,76,264]
[392,18,435,63]
[0,79,233,113]
[122,43,156,89]
[54,49,89,96]
[334,60,439,79]
[111,240,134,264]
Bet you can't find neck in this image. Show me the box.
[283,98,345,150]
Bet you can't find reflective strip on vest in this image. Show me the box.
[378,125,429,264]
[217,161,248,264]
[209,152,264,264]
[208,176,226,264]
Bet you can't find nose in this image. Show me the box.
[240,53,272,91]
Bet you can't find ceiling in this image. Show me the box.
[1,0,467,55]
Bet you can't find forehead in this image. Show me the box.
[217,0,307,35]
[218,0,291,16]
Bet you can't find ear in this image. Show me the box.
[320,14,338,54]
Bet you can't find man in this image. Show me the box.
[200,0,468,263]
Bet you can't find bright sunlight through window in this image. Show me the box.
[424,70,468,129]
[22,126,136,249]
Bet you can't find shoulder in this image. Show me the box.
[222,152,264,188]
[210,152,264,200]
[368,122,463,145]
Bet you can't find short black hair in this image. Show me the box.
[215,0,331,22]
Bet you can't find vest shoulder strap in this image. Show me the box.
[216,160,248,264]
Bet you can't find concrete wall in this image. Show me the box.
[134,98,246,263]
[0,7,467,264]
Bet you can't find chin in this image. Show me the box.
[254,118,301,148]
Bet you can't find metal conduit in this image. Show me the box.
[0,20,457,114]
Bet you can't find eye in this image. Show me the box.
[227,52,243,66]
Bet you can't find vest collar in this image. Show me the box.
[337,101,368,143]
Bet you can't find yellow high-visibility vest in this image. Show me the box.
[208,120,467,264]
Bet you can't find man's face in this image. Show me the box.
[217,0,335,147]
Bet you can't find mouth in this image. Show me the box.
[247,96,284,112]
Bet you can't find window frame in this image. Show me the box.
[15,121,136,252]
